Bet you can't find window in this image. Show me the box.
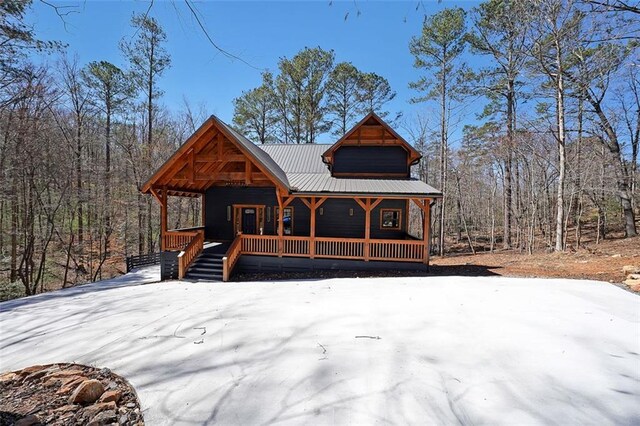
[380,209,401,230]
[275,207,294,235]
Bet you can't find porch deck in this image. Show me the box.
[163,229,429,281]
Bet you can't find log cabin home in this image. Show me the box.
[141,112,442,281]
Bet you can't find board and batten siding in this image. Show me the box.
[205,187,409,241]
[205,187,278,241]
[332,146,409,176]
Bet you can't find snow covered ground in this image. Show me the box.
[1,269,638,425]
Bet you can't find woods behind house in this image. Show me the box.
[0,0,638,298]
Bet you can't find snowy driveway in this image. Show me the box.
[1,270,639,425]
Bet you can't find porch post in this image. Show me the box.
[201,193,206,231]
[364,198,371,261]
[423,198,430,265]
[310,197,316,259]
[160,187,168,251]
[276,190,284,257]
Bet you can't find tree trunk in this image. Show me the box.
[555,46,566,252]
[438,62,447,256]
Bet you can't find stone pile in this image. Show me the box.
[0,363,144,425]
[622,265,640,292]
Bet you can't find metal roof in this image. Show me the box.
[260,144,441,197]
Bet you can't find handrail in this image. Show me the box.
[164,230,200,251]
[222,235,243,282]
[177,230,204,279]
[170,226,205,233]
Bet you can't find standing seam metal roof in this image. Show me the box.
[259,144,441,196]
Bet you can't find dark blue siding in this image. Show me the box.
[205,188,408,241]
[333,146,408,176]
[205,187,277,240]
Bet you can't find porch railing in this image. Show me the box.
[164,228,204,251]
[370,239,424,262]
[221,234,427,281]
[222,235,243,282]
[164,228,205,279]
[177,230,204,279]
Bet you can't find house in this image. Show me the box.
[141,113,442,281]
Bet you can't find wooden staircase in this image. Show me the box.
[184,251,224,281]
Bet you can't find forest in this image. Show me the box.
[0,0,638,298]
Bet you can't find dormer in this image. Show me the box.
[322,113,421,179]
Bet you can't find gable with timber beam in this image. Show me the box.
[322,112,422,178]
[141,115,289,195]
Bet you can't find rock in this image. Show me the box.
[23,369,49,382]
[628,273,640,280]
[98,389,121,404]
[53,404,79,414]
[18,365,44,376]
[624,278,640,292]
[43,369,84,380]
[82,402,116,419]
[119,414,129,424]
[106,380,118,390]
[612,254,622,258]
[14,414,40,426]
[57,376,87,394]
[125,403,136,408]
[68,379,105,404]
[622,265,640,276]
[87,409,116,426]
[0,372,17,383]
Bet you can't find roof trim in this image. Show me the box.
[322,112,422,165]
[289,191,443,198]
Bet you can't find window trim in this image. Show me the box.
[274,206,294,235]
[380,208,402,230]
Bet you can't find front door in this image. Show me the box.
[242,208,257,234]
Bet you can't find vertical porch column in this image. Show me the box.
[364,198,371,261]
[160,187,168,251]
[310,197,316,259]
[201,193,206,231]
[276,189,284,257]
[304,197,325,259]
[423,198,430,265]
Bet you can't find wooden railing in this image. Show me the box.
[238,234,425,263]
[175,229,204,279]
[283,236,310,257]
[222,235,243,282]
[241,234,279,255]
[370,239,424,262]
[211,234,427,282]
[315,237,364,259]
[164,228,204,251]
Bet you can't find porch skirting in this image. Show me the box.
[236,255,430,275]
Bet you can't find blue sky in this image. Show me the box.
[27,0,485,143]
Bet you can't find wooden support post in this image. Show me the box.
[201,193,206,230]
[423,199,430,265]
[160,187,168,251]
[276,190,284,257]
[310,197,316,259]
[364,198,371,261]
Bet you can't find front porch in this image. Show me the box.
[157,194,433,281]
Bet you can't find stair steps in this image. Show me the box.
[184,252,224,281]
